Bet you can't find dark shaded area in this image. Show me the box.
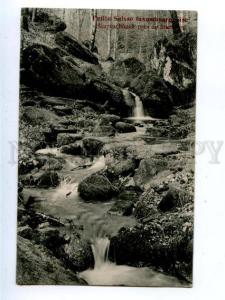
[55,32,99,64]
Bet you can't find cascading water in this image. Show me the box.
[91,238,110,269]
[32,146,184,287]
[79,237,185,287]
[125,90,156,121]
[132,92,145,119]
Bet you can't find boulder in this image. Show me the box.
[60,142,83,155]
[109,222,193,282]
[129,32,197,118]
[110,57,146,87]
[100,114,120,125]
[86,80,130,116]
[36,228,68,256]
[21,107,60,126]
[78,174,117,201]
[130,71,174,118]
[41,157,64,171]
[21,44,86,98]
[158,186,189,212]
[92,125,115,137]
[115,122,136,133]
[34,171,59,188]
[64,235,94,271]
[57,133,82,147]
[106,159,137,181]
[17,236,81,285]
[108,186,142,216]
[134,158,168,189]
[82,137,104,155]
[55,32,98,64]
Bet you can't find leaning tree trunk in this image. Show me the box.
[170,10,182,36]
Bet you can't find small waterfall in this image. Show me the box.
[132,92,145,119]
[79,236,184,286]
[127,91,156,121]
[91,237,110,269]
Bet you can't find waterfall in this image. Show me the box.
[79,236,184,286]
[126,91,156,121]
[132,92,145,119]
[91,237,110,269]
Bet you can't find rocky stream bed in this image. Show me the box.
[17,9,196,287]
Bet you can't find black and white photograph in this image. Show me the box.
[16,8,198,287]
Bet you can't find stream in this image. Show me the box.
[23,92,185,287]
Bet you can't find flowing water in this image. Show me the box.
[127,91,157,121]
[79,237,184,287]
[24,94,186,287]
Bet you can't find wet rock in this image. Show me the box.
[100,114,120,125]
[134,158,168,189]
[158,186,189,212]
[82,137,104,155]
[86,80,131,116]
[41,157,64,171]
[108,186,142,216]
[34,171,59,188]
[110,222,193,279]
[64,235,94,271]
[60,142,83,155]
[57,133,83,147]
[115,122,136,133]
[78,174,117,201]
[17,236,81,285]
[106,159,137,181]
[55,31,98,64]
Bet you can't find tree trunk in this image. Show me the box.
[113,10,118,60]
[124,29,128,53]
[107,10,112,58]
[21,8,29,32]
[31,8,37,22]
[90,9,97,51]
[170,10,182,35]
[77,9,80,39]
